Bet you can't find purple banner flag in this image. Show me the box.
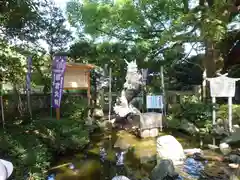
[52,56,67,108]
[26,57,32,91]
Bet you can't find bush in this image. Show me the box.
[179,102,212,126]
[61,95,88,120]
[0,119,90,180]
[167,94,213,134]
[217,104,240,124]
[167,94,240,135]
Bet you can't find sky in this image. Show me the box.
[53,0,68,10]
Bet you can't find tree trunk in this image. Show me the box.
[203,41,217,78]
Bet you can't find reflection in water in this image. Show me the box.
[48,130,239,180]
[182,158,204,179]
[100,147,107,163]
[116,151,126,166]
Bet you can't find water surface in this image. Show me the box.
[48,129,239,180]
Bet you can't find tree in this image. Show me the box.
[40,0,73,56]
[66,0,239,77]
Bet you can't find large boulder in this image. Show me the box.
[221,127,240,145]
[179,119,199,134]
[156,135,185,165]
[149,159,179,180]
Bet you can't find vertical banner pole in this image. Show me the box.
[212,97,216,145]
[108,67,112,123]
[212,97,216,125]
[228,97,233,133]
[56,108,60,120]
[87,71,91,105]
[0,95,5,129]
[160,65,166,116]
[52,56,67,120]
[26,57,32,119]
[50,74,53,118]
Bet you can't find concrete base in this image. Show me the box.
[139,128,159,138]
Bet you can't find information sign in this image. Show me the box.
[146,95,163,109]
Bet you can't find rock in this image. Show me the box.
[212,125,228,136]
[112,176,130,180]
[140,112,163,130]
[208,144,219,150]
[222,128,240,145]
[228,163,239,169]
[92,108,104,119]
[179,119,199,134]
[228,154,240,164]
[156,135,185,165]
[139,129,150,138]
[149,128,159,137]
[219,143,232,155]
[233,125,240,132]
[149,159,179,180]
[201,164,230,180]
[216,118,225,125]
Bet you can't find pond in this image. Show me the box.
[48,129,240,180]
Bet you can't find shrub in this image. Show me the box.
[217,104,240,124]
[167,94,240,135]
[61,95,88,120]
[0,118,90,180]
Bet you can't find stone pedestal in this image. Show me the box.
[139,128,159,138]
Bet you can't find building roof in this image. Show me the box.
[66,63,95,69]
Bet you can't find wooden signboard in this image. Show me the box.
[56,63,94,120]
[64,68,89,89]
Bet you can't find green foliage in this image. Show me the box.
[217,104,240,123]
[167,95,213,134]
[0,119,90,179]
[179,102,212,126]
[61,95,89,120]
[40,0,73,54]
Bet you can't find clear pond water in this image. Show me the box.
[48,129,240,180]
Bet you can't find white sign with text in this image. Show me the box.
[207,76,239,97]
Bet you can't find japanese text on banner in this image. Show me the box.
[52,56,67,108]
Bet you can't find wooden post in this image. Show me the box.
[108,67,112,122]
[56,108,60,120]
[0,95,5,129]
[228,97,233,133]
[160,65,166,116]
[212,97,216,125]
[212,97,216,145]
[87,70,92,125]
[87,71,91,105]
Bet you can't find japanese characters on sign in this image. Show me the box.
[52,56,67,108]
[146,95,163,109]
[207,76,240,97]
